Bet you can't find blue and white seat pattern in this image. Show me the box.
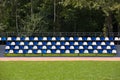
[3,37,117,54]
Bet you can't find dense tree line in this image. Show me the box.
[0,0,120,33]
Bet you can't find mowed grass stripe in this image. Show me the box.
[0,61,120,80]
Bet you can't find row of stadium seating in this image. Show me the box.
[6,41,114,46]
[5,49,116,54]
[1,37,120,41]
[3,36,117,54]
[6,45,115,50]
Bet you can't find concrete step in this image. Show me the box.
[115,45,120,57]
[0,45,6,57]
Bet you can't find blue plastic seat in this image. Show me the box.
[97,42,101,45]
[88,42,92,45]
[70,42,74,46]
[14,50,19,54]
[70,50,74,53]
[33,42,38,45]
[109,37,113,41]
[33,50,37,54]
[56,37,60,41]
[74,37,78,41]
[83,37,87,41]
[111,46,116,49]
[83,45,88,49]
[47,45,52,49]
[79,50,84,53]
[78,42,83,45]
[51,42,56,45]
[16,42,20,45]
[43,42,47,45]
[47,37,52,41]
[91,37,96,41]
[38,46,42,49]
[51,50,56,53]
[10,46,14,49]
[56,46,60,49]
[65,37,69,41]
[106,41,110,45]
[98,50,102,53]
[93,45,97,49]
[19,46,24,49]
[21,37,25,41]
[74,46,79,49]
[1,37,6,41]
[61,50,65,53]
[24,42,29,45]
[23,50,28,54]
[102,45,107,49]
[5,50,9,53]
[100,37,105,41]
[61,42,65,45]
[89,50,93,53]
[6,42,11,45]
[29,46,33,49]
[29,37,34,40]
[38,37,43,40]
[12,37,16,41]
[65,46,70,49]
[107,50,112,53]
[42,50,47,54]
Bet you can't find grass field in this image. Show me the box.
[0,61,120,80]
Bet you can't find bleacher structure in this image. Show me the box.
[0,32,120,55]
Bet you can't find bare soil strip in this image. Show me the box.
[0,57,120,61]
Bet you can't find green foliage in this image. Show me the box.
[0,0,120,32]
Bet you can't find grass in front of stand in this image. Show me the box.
[4,53,116,57]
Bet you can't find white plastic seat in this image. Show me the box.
[25,37,29,41]
[51,46,56,49]
[110,42,114,45]
[20,42,24,45]
[52,37,56,41]
[33,46,38,49]
[75,50,79,53]
[65,50,70,53]
[38,42,43,45]
[37,50,42,53]
[47,50,51,53]
[56,42,60,45]
[56,50,60,53]
[0,37,1,41]
[83,42,88,45]
[96,37,100,41]
[34,37,38,41]
[74,42,79,45]
[79,46,84,49]
[69,37,74,41]
[42,46,47,49]
[5,46,10,49]
[101,42,106,45]
[43,37,47,41]
[11,42,15,45]
[102,50,107,53]
[78,37,82,41]
[87,37,91,41]
[9,50,14,53]
[105,37,109,41]
[114,37,119,41]
[14,46,19,49]
[65,42,70,45]
[60,46,65,49]
[24,46,28,49]
[70,46,74,49]
[47,42,52,45]
[106,46,111,49]
[112,50,117,53]
[28,50,33,53]
[92,42,97,45]
[84,50,89,53]
[93,50,98,53]
[7,37,12,41]
[60,37,65,41]
[18,50,23,53]
[88,46,93,49]
[29,42,33,45]
[16,37,20,41]
[97,46,102,49]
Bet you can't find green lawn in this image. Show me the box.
[0,61,120,80]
